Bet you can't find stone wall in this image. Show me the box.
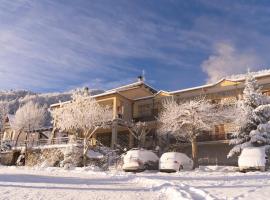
[0,150,20,166]
[26,147,65,167]
[25,144,84,167]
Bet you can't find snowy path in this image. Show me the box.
[0,166,270,200]
[140,167,270,200]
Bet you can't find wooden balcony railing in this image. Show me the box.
[0,137,85,151]
[197,132,232,142]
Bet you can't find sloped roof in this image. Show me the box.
[169,78,228,94]
[50,70,270,107]
[133,90,171,101]
[105,80,157,94]
[170,71,270,95]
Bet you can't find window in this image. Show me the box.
[211,99,221,104]
[153,101,162,116]
[263,90,270,96]
[214,124,225,134]
[213,124,226,140]
[138,104,151,117]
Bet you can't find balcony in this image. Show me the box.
[133,108,159,122]
[197,132,232,142]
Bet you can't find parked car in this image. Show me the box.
[238,147,268,172]
[159,152,193,172]
[122,148,159,172]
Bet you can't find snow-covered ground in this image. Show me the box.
[0,165,269,200]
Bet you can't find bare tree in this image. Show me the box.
[14,101,46,147]
[158,98,221,168]
[50,90,112,165]
[128,121,152,148]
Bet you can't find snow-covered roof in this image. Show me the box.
[226,69,270,81]
[50,69,270,107]
[170,70,270,95]
[169,79,227,94]
[133,90,171,101]
[50,81,158,108]
[105,80,157,94]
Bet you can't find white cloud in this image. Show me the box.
[0,0,192,92]
[201,42,262,83]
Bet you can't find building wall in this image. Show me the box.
[45,75,270,166]
[118,86,153,99]
[176,142,238,166]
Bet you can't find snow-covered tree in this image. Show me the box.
[128,121,152,148]
[228,74,270,157]
[50,89,112,165]
[158,98,220,168]
[14,101,46,146]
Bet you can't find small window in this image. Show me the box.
[211,99,221,104]
[263,90,270,96]
[138,104,151,117]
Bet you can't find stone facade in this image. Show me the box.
[0,150,20,166]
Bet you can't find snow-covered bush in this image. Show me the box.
[228,74,270,157]
[60,145,83,169]
[86,146,121,170]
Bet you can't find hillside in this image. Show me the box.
[0,89,104,127]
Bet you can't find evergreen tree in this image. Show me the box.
[228,74,270,157]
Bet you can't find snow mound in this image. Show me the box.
[226,69,270,81]
[131,177,216,200]
[238,147,266,168]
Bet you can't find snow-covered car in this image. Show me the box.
[159,152,193,172]
[122,149,159,172]
[238,147,268,172]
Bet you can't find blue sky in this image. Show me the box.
[0,0,270,93]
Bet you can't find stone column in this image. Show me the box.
[111,121,118,149]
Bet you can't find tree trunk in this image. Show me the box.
[82,127,99,167]
[49,128,57,144]
[83,137,87,167]
[25,131,29,161]
[14,130,22,147]
[191,137,198,169]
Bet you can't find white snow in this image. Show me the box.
[238,147,266,168]
[123,149,159,164]
[0,165,270,200]
[159,152,193,171]
[226,69,270,81]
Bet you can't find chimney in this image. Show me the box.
[83,87,90,96]
[137,75,144,82]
